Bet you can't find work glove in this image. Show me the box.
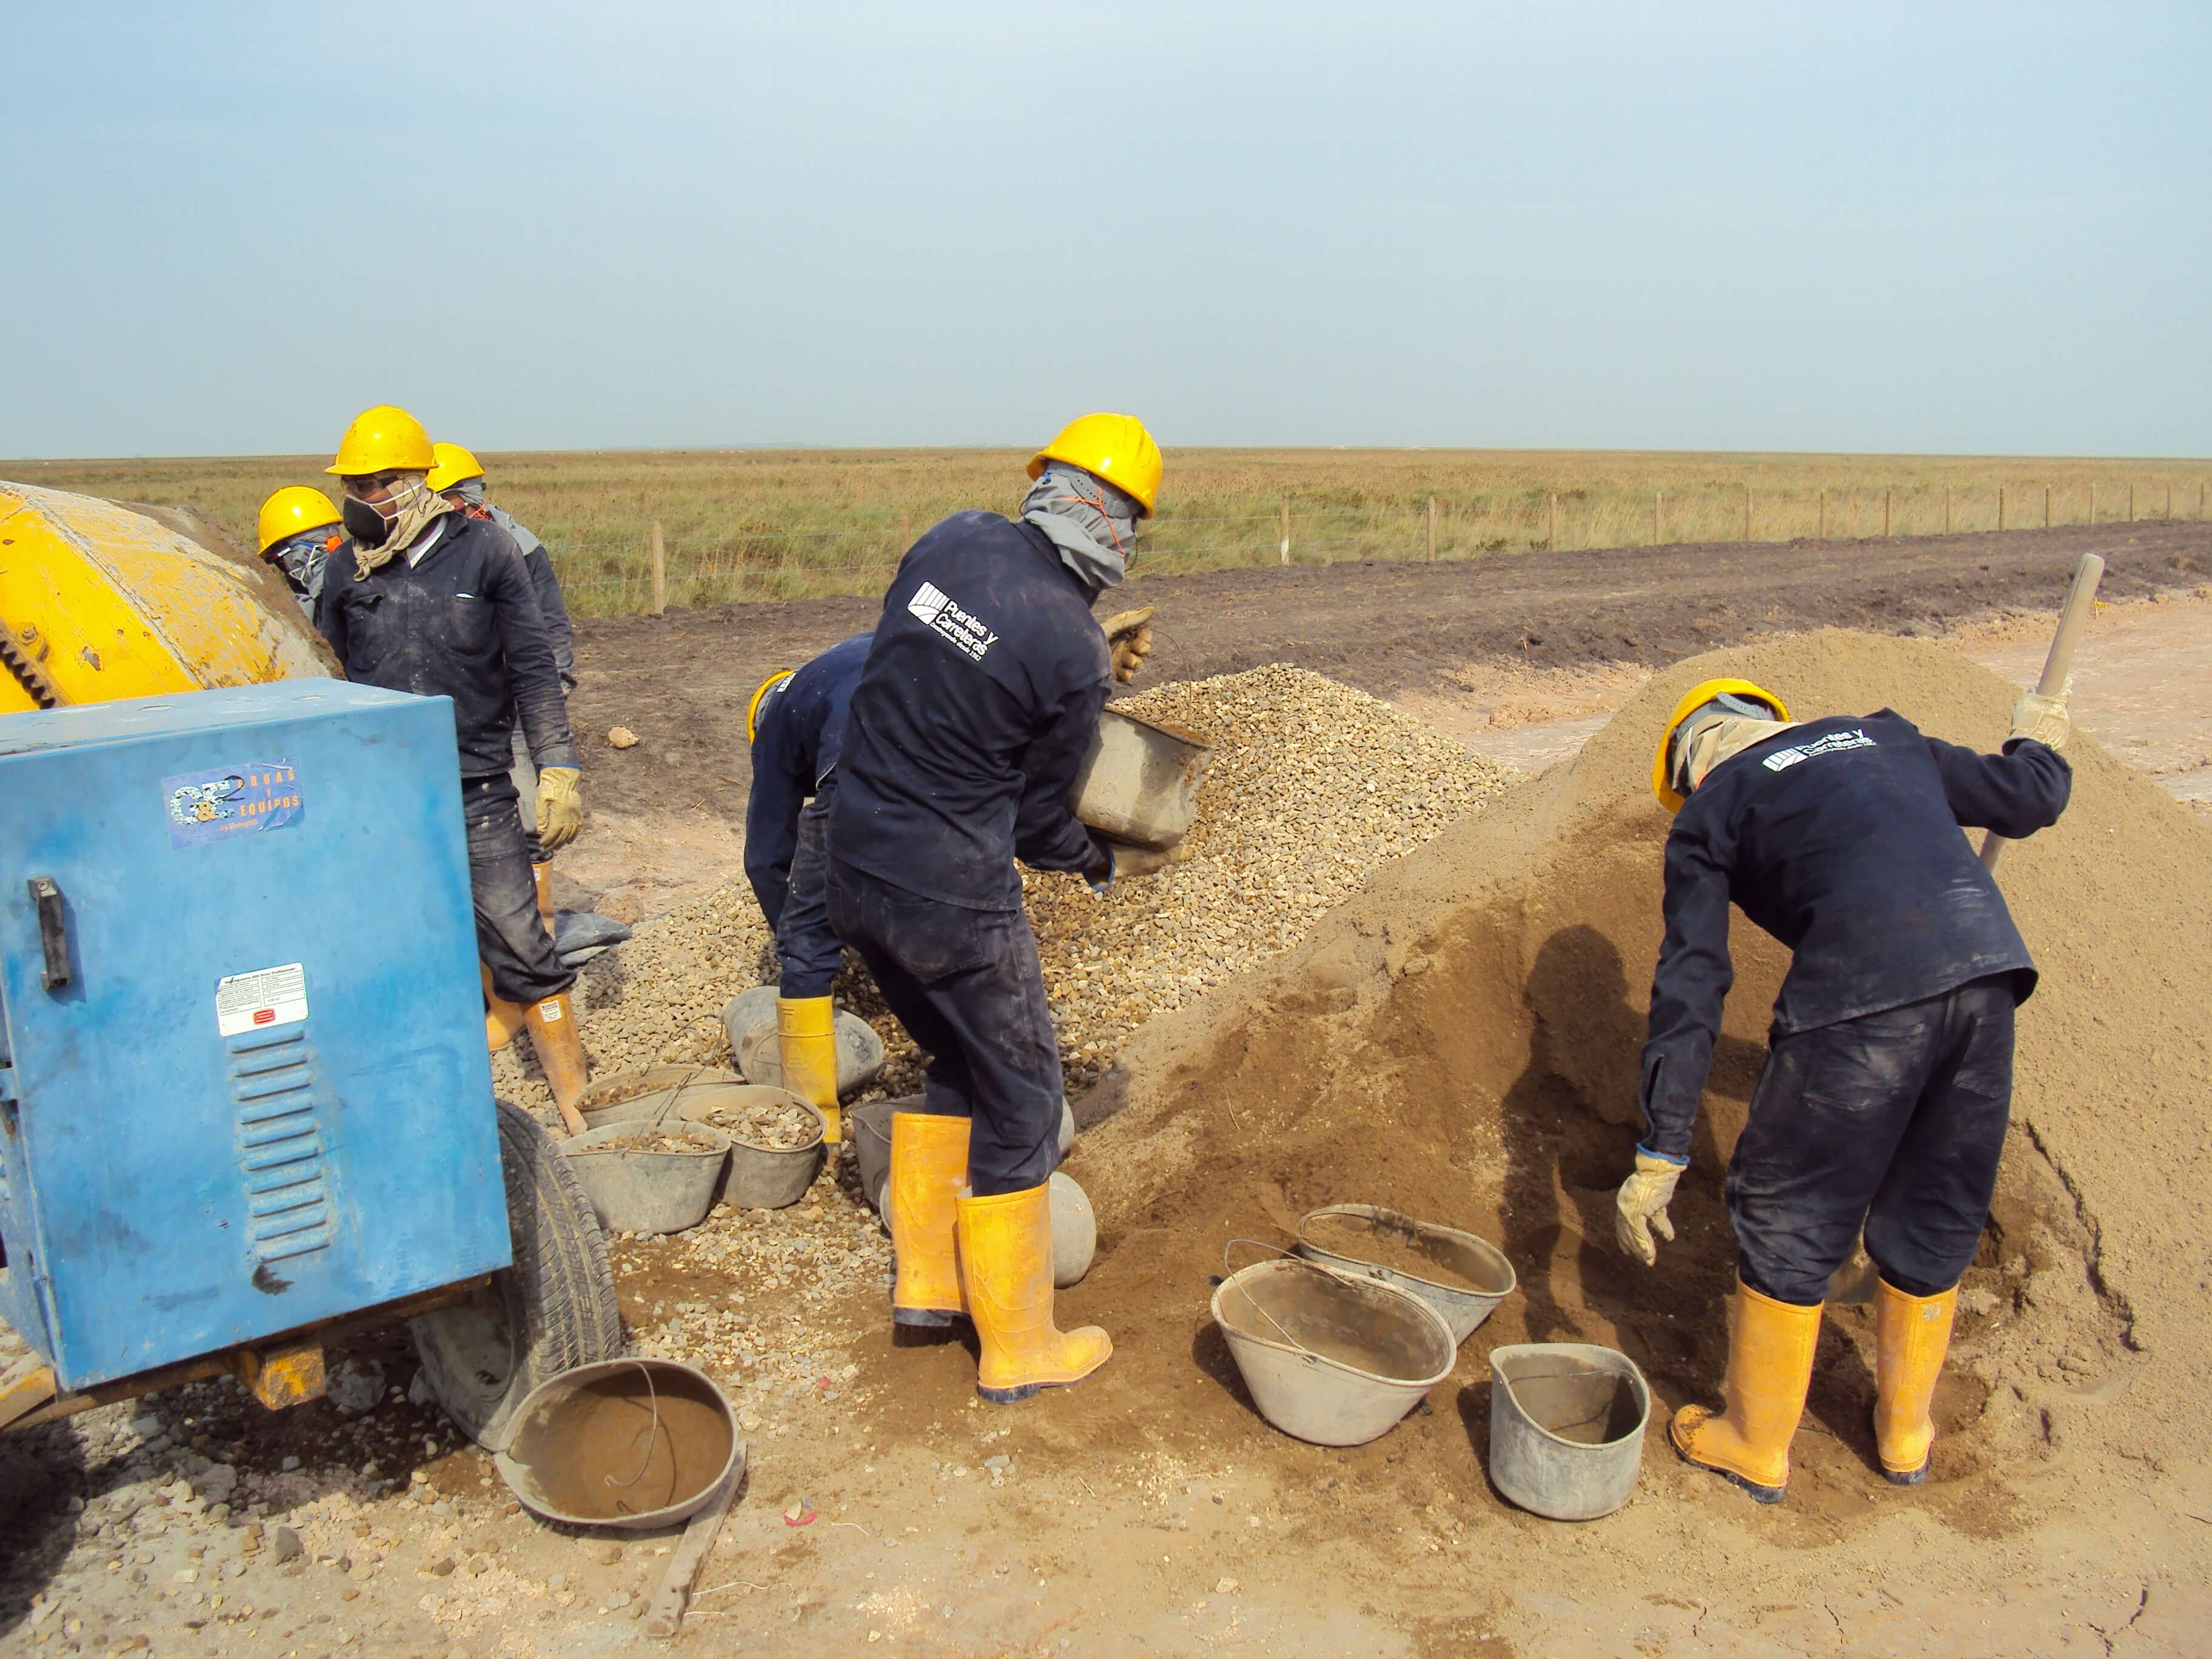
[1088,837,1191,890]
[2009,675,2071,750]
[535,766,584,851]
[1614,1150,1686,1267]
[1102,606,1156,684]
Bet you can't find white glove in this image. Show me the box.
[1614,1151,1685,1267]
[2009,676,2071,750]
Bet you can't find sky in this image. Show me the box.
[4,2,2207,459]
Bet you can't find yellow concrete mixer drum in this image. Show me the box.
[0,481,335,714]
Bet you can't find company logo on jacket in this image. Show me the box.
[1761,728,1875,772]
[907,581,999,662]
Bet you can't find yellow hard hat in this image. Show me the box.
[1027,412,1162,518]
[746,669,795,743]
[255,486,343,555]
[426,440,486,494]
[326,404,435,477]
[1652,677,1791,812]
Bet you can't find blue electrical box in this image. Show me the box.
[0,680,512,1393]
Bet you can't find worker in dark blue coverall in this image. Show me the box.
[743,631,874,1144]
[826,413,1166,1404]
[315,405,592,1133]
[1614,674,2074,1504]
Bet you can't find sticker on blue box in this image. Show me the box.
[163,760,304,849]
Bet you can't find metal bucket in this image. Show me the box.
[1295,1204,1517,1344]
[1070,707,1212,850]
[561,1122,732,1235]
[723,991,887,1096]
[1487,1342,1652,1520]
[717,1091,827,1210]
[1212,1255,1454,1447]
[494,1359,740,1530]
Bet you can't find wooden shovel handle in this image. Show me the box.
[1980,553,2103,873]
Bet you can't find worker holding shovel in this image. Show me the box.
[826,414,1168,1403]
[1615,675,2073,1503]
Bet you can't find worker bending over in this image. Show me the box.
[745,631,873,1143]
[1615,677,2072,1503]
[255,487,345,614]
[428,442,578,932]
[827,414,1170,1403]
[314,406,592,1129]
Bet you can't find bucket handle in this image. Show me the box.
[605,1359,668,1513]
[1219,1238,1378,1367]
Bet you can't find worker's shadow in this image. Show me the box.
[1496,926,1764,1366]
[0,1416,89,1638]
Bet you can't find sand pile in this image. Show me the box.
[1065,629,2212,1520]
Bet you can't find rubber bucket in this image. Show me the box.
[1212,1255,1454,1447]
[562,1122,732,1235]
[717,1090,828,1210]
[1487,1342,1652,1520]
[1295,1204,1517,1344]
[1070,707,1213,850]
[723,992,888,1097]
[494,1359,740,1530]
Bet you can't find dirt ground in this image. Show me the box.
[5,521,2212,1659]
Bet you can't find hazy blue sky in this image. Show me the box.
[5,2,2206,458]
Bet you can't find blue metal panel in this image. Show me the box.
[0,680,512,1391]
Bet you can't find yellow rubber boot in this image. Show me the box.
[956,1184,1112,1403]
[777,994,842,1144]
[531,863,556,936]
[1671,1282,1822,1504]
[889,1111,970,1326]
[481,961,527,1053]
[1874,1279,1957,1485]
[523,990,590,1137]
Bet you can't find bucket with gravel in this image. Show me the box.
[494,1358,742,1530]
[1071,706,1213,849]
[691,1087,826,1209]
[1486,1342,1651,1521]
[574,1064,740,1131]
[723,989,888,1096]
[1294,1204,1517,1343]
[1211,1248,1454,1446]
[561,1123,732,1236]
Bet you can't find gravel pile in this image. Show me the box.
[700,1097,820,1150]
[496,663,1515,1110]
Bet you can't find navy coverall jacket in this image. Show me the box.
[830,512,1113,906]
[317,512,578,779]
[471,503,577,688]
[745,631,872,931]
[1637,711,2071,1161]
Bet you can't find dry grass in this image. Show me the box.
[8,447,2207,617]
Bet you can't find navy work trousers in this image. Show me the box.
[1728,973,2015,1306]
[777,794,844,999]
[466,773,574,1005]
[825,860,1061,1195]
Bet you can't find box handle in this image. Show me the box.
[28,877,69,992]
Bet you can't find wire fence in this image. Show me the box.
[548,477,2212,618]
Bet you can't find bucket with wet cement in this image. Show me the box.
[1294,1204,1518,1343]
[561,1122,732,1235]
[1486,1342,1652,1520]
[495,1359,740,1530]
[1212,1253,1455,1446]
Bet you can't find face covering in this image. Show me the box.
[1679,714,1802,796]
[345,475,455,577]
[1020,467,1140,594]
[452,478,488,507]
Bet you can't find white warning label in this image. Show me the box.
[216,963,309,1037]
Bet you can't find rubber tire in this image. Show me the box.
[410,1100,624,1450]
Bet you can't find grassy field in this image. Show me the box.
[8,448,2207,617]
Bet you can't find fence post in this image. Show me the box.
[1655,490,1664,546]
[2043,484,2051,529]
[2088,481,2096,525]
[1278,498,1290,565]
[1818,488,1826,538]
[2127,484,2135,524]
[1943,485,1951,534]
[649,521,667,615]
[1426,496,1437,561]
[1743,484,1752,542]
[2165,482,2173,520]
[1997,488,2006,533]
[1548,491,1558,552]
[1883,489,1892,538]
